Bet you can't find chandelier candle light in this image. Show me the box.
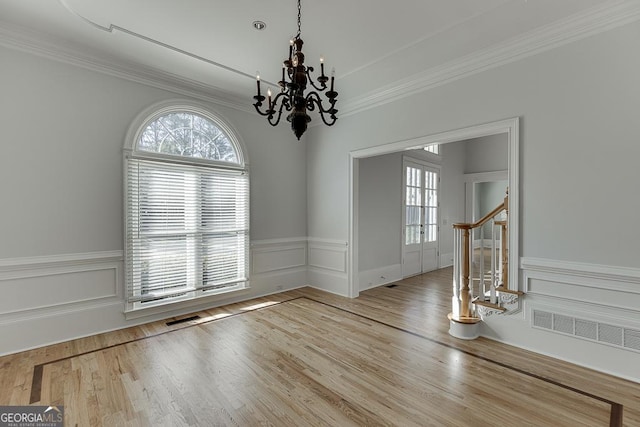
[253,0,338,140]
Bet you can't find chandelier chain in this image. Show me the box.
[296,0,302,38]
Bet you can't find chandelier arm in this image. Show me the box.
[266,92,291,127]
[305,67,328,92]
[305,91,336,114]
[253,102,272,117]
[305,92,338,126]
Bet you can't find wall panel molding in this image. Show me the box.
[0,250,123,280]
[0,251,124,324]
[519,256,640,350]
[250,237,307,275]
[521,257,640,288]
[521,258,640,311]
[307,239,349,296]
[307,239,348,273]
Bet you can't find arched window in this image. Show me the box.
[124,104,249,312]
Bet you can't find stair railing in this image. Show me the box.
[450,192,508,322]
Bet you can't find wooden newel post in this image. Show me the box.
[460,226,471,318]
[502,191,509,288]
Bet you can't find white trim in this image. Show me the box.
[521,257,640,313]
[464,170,508,223]
[251,239,307,275]
[348,158,360,298]
[307,268,350,298]
[57,0,257,84]
[307,237,349,247]
[521,257,640,285]
[124,99,249,168]
[250,237,308,247]
[359,264,402,291]
[0,23,251,113]
[0,251,123,322]
[2,3,639,118]
[0,250,122,272]
[340,1,640,117]
[124,286,253,320]
[349,117,520,298]
[308,239,348,273]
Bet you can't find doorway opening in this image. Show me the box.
[349,118,519,297]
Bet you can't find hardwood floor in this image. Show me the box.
[1,267,639,426]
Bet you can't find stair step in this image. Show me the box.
[447,313,482,324]
[496,286,524,296]
[473,300,507,312]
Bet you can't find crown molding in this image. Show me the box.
[2,1,639,120]
[340,1,640,117]
[0,22,253,114]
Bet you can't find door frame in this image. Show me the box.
[464,170,508,223]
[348,117,520,298]
[401,156,441,278]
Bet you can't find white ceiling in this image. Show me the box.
[0,0,630,112]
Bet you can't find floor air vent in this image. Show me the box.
[533,309,640,353]
[166,315,200,326]
[386,284,398,288]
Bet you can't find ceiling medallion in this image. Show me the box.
[253,0,338,140]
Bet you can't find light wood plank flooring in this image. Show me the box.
[1,267,639,426]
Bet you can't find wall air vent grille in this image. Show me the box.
[553,314,574,334]
[624,329,640,351]
[532,309,640,354]
[598,323,623,346]
[533,310,553,330]
[575,319,598,340]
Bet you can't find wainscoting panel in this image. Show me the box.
[522,257,640,310]
[0,251,123,321]
[0,251,125,355]
[481,257,640,382]
[521,257,640,348]
[250,238,308,294]
[307,239,349,296]
[251,238,307,275]
[0,268,117,315]
[308,239,347,272]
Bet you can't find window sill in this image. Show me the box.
[124,284,251,321]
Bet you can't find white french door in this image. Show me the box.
[402,158,440,277]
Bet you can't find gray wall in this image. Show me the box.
[465,134,508,174]
[0,44,308,353]
[357,153,402,272]
[307,20,640,380]
[0,46,306,258]
[2,13,640,381]
[356,139,501,274]
[308,19,640,268]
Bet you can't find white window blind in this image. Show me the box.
[126,158,249,305]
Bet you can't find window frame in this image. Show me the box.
[123,101,250,315]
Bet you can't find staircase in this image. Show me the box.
[448,190,523,339]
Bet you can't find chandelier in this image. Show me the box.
[253,0,338,140]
